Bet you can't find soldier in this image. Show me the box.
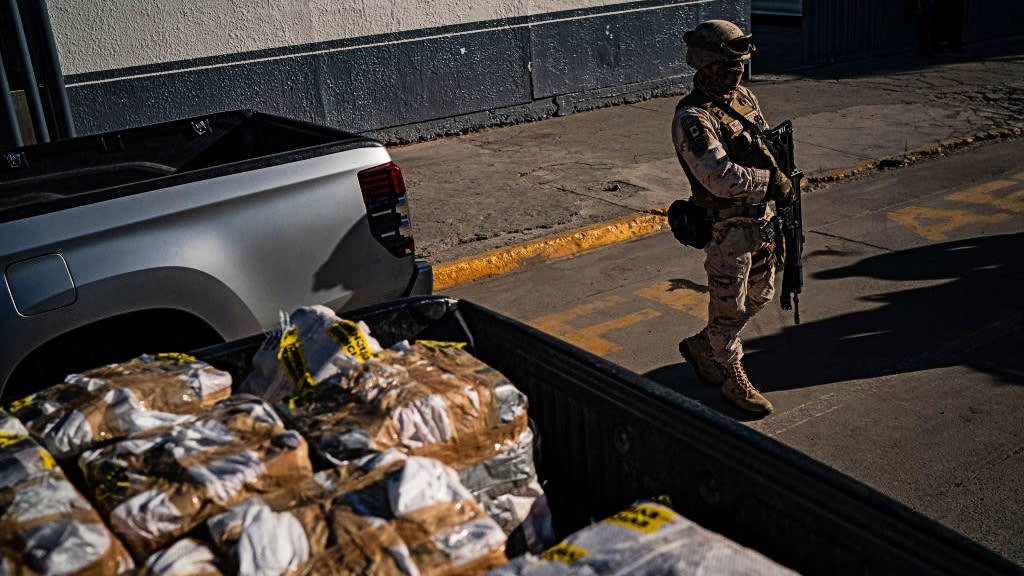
[672,20,793,415]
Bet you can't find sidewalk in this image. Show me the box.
[389,35,1024,288]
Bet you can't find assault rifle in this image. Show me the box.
[762,121,805,324]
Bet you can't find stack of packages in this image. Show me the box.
[2,353,237,575]
[240,306,553,554]
[486,501,800,576]
[205,449,508,575]
[6,353,232,460]
[78,394,314,560]
[0,409,135,575]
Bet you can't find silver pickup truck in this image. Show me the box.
[0,110,432,398]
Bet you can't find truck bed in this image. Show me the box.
[191,296,1020,576]
[0,110,380,221]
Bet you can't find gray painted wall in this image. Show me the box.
[49,0,750,143]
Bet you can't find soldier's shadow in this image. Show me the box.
[644,232,1024,418]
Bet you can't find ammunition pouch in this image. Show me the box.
[668,199,712,249]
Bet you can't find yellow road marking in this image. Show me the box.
[434,212,668,289]
[529,295,661,356]
[887,206,1011,241]
[634,281,708,321]
[946,180,1024,213]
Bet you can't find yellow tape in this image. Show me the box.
[95,465,130,501]
[155,353,197,365]
[540,542,588,562]
[326,320,379,362]
[38,450,57,470]
[414,340,468,349]
[283,386,318,410]
[278,327,318,390]
[0,432,26,449]
[653,494,674,508]
[6,395,32,413]
[603,504,676,534]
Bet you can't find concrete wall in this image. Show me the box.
[50,0,750,143]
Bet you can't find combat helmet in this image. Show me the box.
[683,20,756,70]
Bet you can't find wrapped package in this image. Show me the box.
[206,479,331,576]
[7,354,232,459]
[78,395,313,560]
[0,410,135,576]
[240,305,383,402]
[281,341,529,468]
[208,449,507,576]
[486,501,800,576]
[127,539,223,576]
[457,429,554,556]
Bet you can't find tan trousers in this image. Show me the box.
[704,218,777,364]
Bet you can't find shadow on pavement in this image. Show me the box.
[645,232,1024,418]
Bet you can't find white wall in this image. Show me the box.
[48,0,637,75]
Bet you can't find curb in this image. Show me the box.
[805,125,1024,189]
[433,125,1024,290]
[433,211,669,290]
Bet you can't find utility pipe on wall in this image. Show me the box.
[0,51,23,149]
[3,0,50,143]
[25,0,74,139]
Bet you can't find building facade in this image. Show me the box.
[49,0,751,143]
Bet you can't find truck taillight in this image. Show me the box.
[358,162,415,257]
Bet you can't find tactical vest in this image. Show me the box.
[675,89,772,211]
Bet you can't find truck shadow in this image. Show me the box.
[313,217,410,310]
[645,232,1024,419]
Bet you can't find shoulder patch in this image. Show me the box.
[681,116,710,156]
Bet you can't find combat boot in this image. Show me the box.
[678,330,724,385]
[721,361,773,415]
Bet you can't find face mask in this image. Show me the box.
[709,60,744,93]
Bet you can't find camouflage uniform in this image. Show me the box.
[672,84,778,366]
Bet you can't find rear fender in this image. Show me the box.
[0,266,260,394]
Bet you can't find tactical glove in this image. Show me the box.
[768,170,793,204]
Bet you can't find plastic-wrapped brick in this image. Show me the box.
[127,539,223,576]
[458,429,554,556]
[0,410,135,576]
[206,479,330,576]
[486,501,800,576]
[240,306,383,402]
[209,449,507,576]
[282,341,529,469]
[7,354,231,459]
[78,395,312,560]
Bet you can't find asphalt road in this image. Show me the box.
[444,138,1024,565]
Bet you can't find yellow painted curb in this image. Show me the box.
[434,211,669,289]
